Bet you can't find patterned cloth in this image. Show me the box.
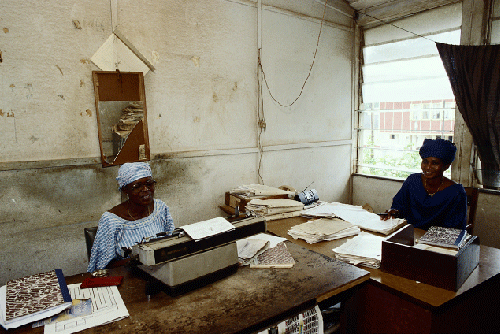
[87,199,175,272]
[116,162,152,190]
[419,138,457,165]
[391,173,467,230]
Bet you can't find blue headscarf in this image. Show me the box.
[116,162,152,190]
[419,139,457,165]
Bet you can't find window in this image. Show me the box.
[357,4,461,178]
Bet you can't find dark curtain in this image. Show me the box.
[436,42,500,172]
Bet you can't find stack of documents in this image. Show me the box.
[332,232,386,268]
[236,234,295,268]
[246,199,304,221]
[230,184,295,197]
[288,218,360,244]
[302,202,405,235]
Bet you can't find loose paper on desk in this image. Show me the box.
[181,217,235,241]
[332,232,385,268]
[44,284,128,334]
[304,202,405,235]
[288,218,360,243]
[236,238,269,265]
[247,233,287,248]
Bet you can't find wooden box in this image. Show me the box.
[381,224,480,291]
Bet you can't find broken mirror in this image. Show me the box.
[92,71,150,167]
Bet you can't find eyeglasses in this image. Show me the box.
[127,179,157,192]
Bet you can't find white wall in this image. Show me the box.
[0,0,355,284]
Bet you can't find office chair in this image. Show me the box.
[84,226,98,261]
[463,187,478,235]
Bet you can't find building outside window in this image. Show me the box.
[356,4,462,179]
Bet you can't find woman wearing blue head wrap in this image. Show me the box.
[383,139,467,230]
[87,162,175,272]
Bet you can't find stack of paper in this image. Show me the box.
[301,202,340,219]
[288,218,360,244]
[250,242,295,268]
[246,199,304,221]
[332,232,385,268]
[302,202,405,235]
[236,234,295,268]
[236,238,269,265]
[230,184,295,197]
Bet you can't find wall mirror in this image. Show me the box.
[92,71,150,167]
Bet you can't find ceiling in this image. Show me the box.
[340,0,461,28]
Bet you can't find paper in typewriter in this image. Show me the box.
[181,217,235,241]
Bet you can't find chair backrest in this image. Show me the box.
[84,227,98,260]
[463,187,478,235]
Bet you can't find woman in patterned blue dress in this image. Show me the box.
[87,162,175,272]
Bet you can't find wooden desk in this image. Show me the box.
[2,241,368,334]
[267,217,500,333]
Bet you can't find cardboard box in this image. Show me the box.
[381,224,480,291]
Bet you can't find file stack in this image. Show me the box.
[288,218,360,244]
[332,232,385,268]
[246,198,304,221]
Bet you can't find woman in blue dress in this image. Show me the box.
[87,162,175,272]
[383,139,467,230]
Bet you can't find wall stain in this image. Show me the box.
[80,109,92,117]
[24,83,33,100]
[193,116,200,123]
[80,79,85,87]
[0,109,3,117]
[55,65,64,75]
[80,59,90,64]
[29,135,39,143]
[3,28,8,33]
[72,20,82,29]
[58,95,65,100]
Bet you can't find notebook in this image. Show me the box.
[418,226,469,249]
[2,269,72,328]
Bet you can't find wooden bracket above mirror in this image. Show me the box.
[92,71,151,167]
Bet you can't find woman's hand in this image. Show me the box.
[380,209,399,221]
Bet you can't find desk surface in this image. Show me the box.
[267,217,500,308]
[2,241,368,334]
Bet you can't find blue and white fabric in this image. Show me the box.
[116,162,153,190]
[87,199,175,272]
